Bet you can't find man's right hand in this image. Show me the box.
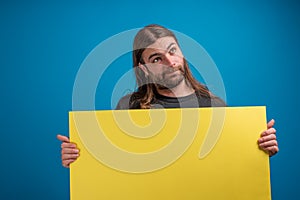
[57,134,79,168]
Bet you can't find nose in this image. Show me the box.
[164,54,176,67]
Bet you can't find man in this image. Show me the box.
[57,24,278,168]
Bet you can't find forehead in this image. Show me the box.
[145,36,178,50]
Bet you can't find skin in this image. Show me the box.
[57,135,79,168]
[258,119,279,156]
[138,37,194,97]
[57,36,279,168]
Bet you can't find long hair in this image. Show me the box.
[130,24,212,109]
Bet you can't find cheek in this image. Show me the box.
[150,68,163,76]
[146,65,164,76]
[171,54,184,64]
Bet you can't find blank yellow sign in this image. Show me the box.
[69,107,271,200]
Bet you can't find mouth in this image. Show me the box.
[164,67,183,77]
[166,70,180,76]
[174,65,184,73]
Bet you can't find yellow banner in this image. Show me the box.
[69,107,271,200]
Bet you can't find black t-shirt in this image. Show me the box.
[115,92,226,110]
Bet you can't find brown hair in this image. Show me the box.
[130,24,212,109]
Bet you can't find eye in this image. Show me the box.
[152,57,161,63]
[169,47,176,54]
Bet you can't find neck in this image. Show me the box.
[156,80,194,97]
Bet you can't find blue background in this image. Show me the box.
[1,0,299,199]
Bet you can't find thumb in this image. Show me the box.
[56,134,70,143]
[267,119,275,129]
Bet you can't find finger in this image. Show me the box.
[62,159,77,168]
[259,133,276,144]
[62,148,80,154]
[265,146,279,156]
[61,142,77,149]
[62,153,79,160]
[259,133,277,143]
[57,134,70,143]
[260,128,276,137]
[259,140,278,148]
[267,119,275,129]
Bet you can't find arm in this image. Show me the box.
[57,134,80,168]
[258,119,279,157]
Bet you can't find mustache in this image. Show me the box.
[163,65,184,74]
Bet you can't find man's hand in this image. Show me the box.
[57,134,80,168]
[258,119,279,156]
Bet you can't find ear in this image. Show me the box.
[138,63,149,76]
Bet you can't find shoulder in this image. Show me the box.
[210,96,227,107]
[115,94,133,110]
[195,91,226,107]
[196,93,226,107]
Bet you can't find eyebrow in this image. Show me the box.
[148,42,176,61]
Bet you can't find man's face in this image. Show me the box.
[140,36,185,89]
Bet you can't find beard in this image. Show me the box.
[149,65,185,90]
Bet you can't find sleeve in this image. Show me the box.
[211,96,227,107]
[115,94,132,110]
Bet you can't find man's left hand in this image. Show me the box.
[258,119,279,156]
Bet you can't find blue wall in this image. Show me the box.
[1,0,299,199]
